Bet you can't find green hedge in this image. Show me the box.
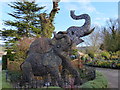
[2,55,7,70]
[2,53,15,70]
[80,71,108,88]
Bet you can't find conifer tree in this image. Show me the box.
[1,0,60,45]
[101,19,120,52]
[1,0,44,45]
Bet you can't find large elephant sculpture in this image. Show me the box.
[20,10,94,88]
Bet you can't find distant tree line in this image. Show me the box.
[80,18,120,58]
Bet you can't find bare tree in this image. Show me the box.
[101,18,120,52]
[83,26,102,53]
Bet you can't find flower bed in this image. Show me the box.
[85,59,120,69]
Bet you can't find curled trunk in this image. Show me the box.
[67,10,94,45]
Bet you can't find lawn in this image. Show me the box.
[1,70,13,89]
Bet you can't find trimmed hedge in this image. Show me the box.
[2,54,15,70]
[80,71,108,88]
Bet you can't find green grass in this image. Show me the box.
[0,71,2,90]
[1,70,13,89]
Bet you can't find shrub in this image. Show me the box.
[116,63,120,68]
[7,60,23,71]
[7,70,22,82]
[88,51,95,59]
[116,51,120,58]
[2,55,7,70]
[81,71,108,88]
[2,53,15,70]
[101,51,110,60]
[78,66,96,81]
[13,37,36,61]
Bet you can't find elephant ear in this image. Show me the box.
[29,37,52,54]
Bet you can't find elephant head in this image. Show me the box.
[52,31,73,53]
[67,10,95,45]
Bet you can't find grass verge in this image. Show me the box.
[1,70,13,88]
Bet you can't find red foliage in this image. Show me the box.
[15,37,36,52]
[71,59,83,69]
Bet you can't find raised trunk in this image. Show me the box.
[67,10,94,45]
[70,10,91,31]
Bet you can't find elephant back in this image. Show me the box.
[28,37,52,54]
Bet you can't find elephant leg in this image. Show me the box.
[64,61,82,85]
[46,66,64,87]
[55,52,82,85]
[61,57,82,85]
[61,67,69,84]
[20,62,35,87]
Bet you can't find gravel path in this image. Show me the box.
[95,68,119,88]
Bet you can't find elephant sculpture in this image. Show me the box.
[20,10,94,88]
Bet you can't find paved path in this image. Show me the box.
[95,68,119,88]
[0,57,2,71]
[0,64,1,71]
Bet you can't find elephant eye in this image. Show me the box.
[57,45,60,48]
[68,42,72,46]
[67,42,70,45]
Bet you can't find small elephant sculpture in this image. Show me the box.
[20,33,82,87]
[20,10,94,88]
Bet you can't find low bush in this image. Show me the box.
[2,55,7,70]
[85,59,120,69]
[13,37,35,61]
[81,71,108,88]
[78,66,96,81]
[7,60,23,71]
[88,51,94,59]
[7,70,22,82]
[101,51,110,60]
[2,52,15,70]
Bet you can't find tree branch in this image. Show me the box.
[49,0,60,22]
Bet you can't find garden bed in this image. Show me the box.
[84,59,120,69]
[84,64,120,69]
